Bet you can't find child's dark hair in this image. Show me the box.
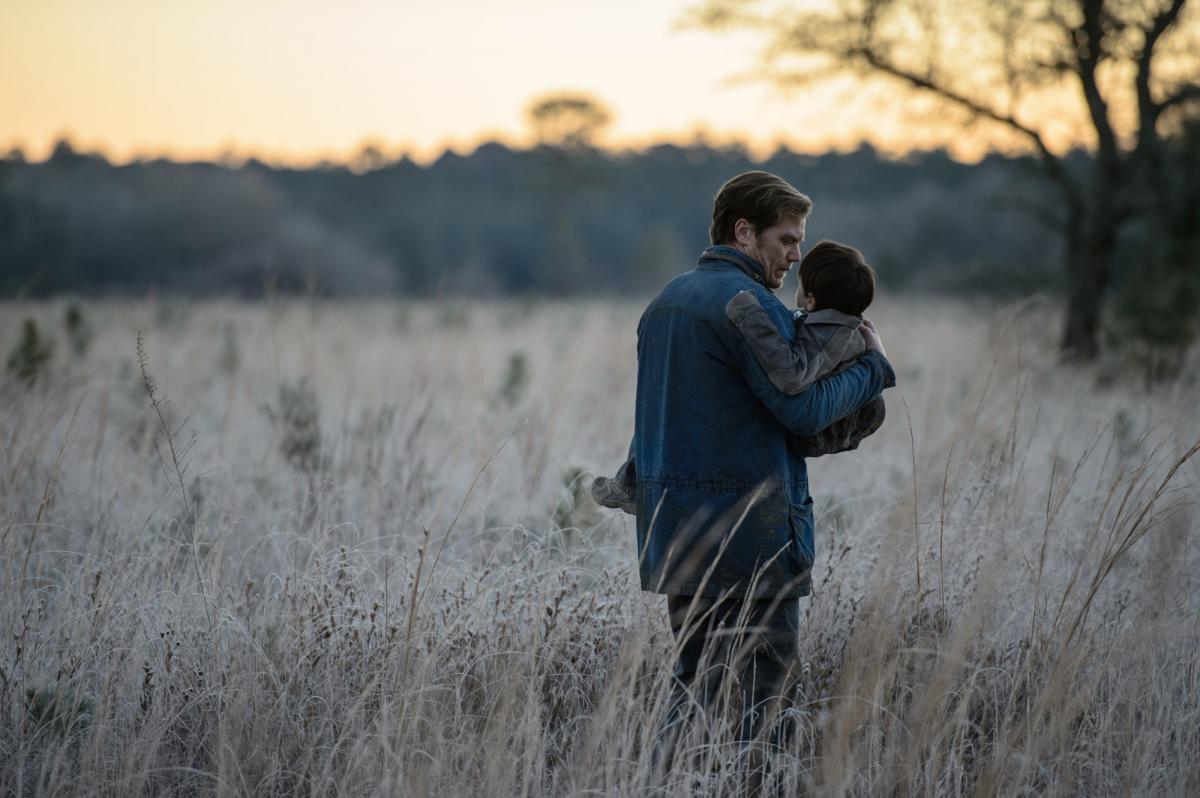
[798,240,875,316]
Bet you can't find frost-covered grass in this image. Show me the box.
[2,297,1198,796]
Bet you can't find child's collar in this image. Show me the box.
[798,308,863,327]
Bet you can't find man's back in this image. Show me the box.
[632,247,895,598]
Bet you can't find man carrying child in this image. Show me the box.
[599,171,896,779]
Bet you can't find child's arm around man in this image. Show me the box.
[726,240,887,458]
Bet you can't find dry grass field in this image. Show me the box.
[2,297,1199,796]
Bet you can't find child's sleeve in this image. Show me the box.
[725,290,842,395]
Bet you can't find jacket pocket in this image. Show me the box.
[788,497,816,572]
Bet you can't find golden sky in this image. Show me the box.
[1,0,1057,165]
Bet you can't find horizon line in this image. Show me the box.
[5,131,1057,170]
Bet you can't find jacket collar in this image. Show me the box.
[698,245,767,286]
[798,308,863,327]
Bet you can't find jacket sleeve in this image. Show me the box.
[725,295,896,438]
[725,291,839,395]
[793,396,888,458]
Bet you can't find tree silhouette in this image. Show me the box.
[690,0,1200,360]
[526,93,612,151]
[524,92,615,292]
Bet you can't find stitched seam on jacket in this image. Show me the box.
[639,474,807,491]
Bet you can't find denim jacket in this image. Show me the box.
[633,246,896,598]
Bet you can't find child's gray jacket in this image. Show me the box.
[726,292,888,458]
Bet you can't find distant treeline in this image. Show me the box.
[0,140,1071,298]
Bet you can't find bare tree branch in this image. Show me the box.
[1136,0,1188,141]
[1160,82,1200,112]
[688,0,1199,358]
[847,46,1081,209]
[1076,0,1120,165]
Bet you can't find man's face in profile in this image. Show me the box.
[737,216,806,290]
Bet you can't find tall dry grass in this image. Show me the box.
[1,297,1198,796]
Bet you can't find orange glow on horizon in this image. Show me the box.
[1,0,1110,169]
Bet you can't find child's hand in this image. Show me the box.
[859,318,887,358]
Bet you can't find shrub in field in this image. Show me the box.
[499,296,540,329]
[499,351,529,407]
[26,686,93,738]
[436,303,471,329]
[218,321,240,374]
[550,465,601,532]
[154,301,191,333]
[6,317,53,386]
[392,304,411,332]
[266,377,322,472]
[63,302,93,357]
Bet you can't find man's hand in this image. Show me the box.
[859,318,887,358]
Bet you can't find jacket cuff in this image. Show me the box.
[862,350,897,389]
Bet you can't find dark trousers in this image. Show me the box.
[653,593,801,774]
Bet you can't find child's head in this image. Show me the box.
[796,240,875,316]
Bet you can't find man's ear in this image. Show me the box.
[733,218,754,246]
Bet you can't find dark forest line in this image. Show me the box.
[0,140,1074,299]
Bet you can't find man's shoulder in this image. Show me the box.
[646,268,785,324]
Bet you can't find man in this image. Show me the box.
[632,171,894,772]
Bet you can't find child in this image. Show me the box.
[592,240,886,515]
